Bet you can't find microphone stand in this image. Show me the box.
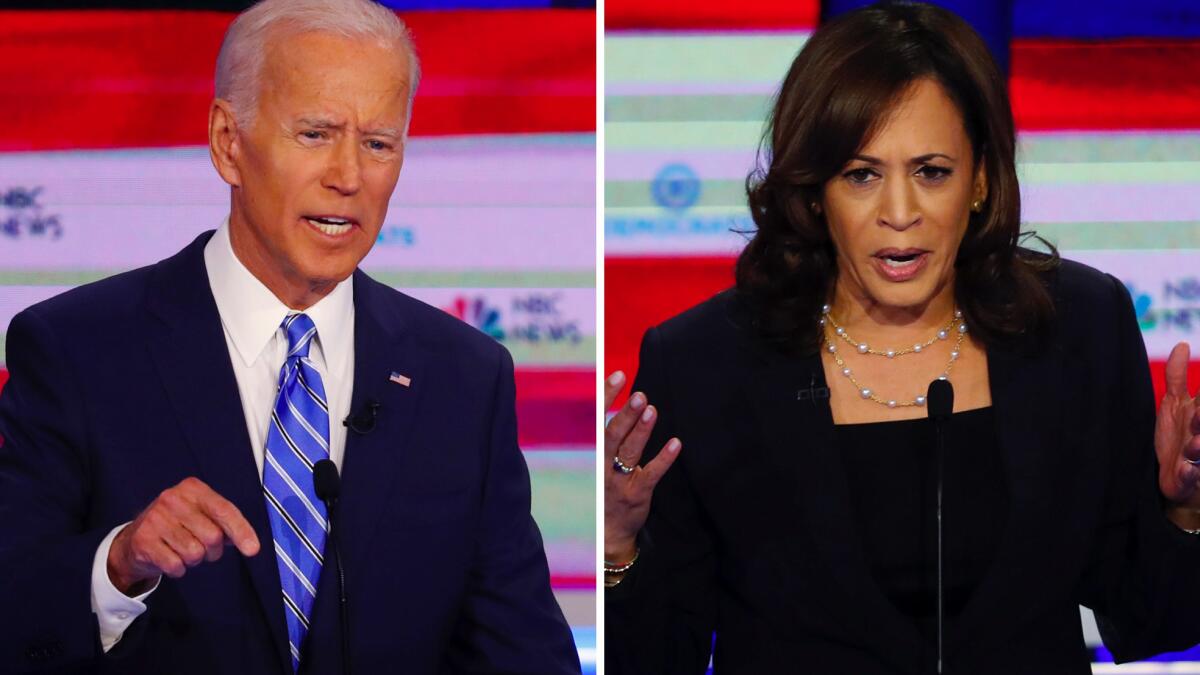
[314,459,351,675]
[926,379,953,675]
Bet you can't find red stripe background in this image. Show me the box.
[515,369,594,447]
[606,0,818,31]
[1011,39,1200,130]
[0,8,595,151]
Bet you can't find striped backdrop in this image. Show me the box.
[0,2,596,668]
[605,0,1200,669]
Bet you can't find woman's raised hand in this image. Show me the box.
[1156,342,1200,515]
[604,371,682,564]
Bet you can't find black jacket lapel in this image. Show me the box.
[947,336,1066,661]
[748,348,926,672]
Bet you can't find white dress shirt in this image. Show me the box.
[89,220,356,651]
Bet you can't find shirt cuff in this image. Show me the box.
[90,523,160,653]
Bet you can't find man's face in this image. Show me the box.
[224,31,411,306]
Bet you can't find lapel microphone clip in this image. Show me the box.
[342,400,380,435]
[797,372,831,404]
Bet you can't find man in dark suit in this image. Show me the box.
[0,0,580,672]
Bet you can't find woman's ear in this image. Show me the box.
[973,159,988,204]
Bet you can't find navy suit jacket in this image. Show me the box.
[0,232,581,674]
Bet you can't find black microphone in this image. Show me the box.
[313,459,351,675]
[926,379,953,675]
[342,400,379,435]
[313,458,341,503]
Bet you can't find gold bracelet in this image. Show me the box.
[603,547,640,574]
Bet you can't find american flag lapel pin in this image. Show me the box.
[389,371,412,387]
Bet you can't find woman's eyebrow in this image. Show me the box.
[850,152,957,164]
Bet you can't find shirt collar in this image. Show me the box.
[203,218,354,372]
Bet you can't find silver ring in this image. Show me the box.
[612,457,636,474]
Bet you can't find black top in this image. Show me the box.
[606,258,1200,675]
[835,407,1006,645]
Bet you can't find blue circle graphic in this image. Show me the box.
[651,163,701,211]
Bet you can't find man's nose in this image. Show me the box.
[321,138,362,196]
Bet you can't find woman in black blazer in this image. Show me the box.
[603,3,1200,674]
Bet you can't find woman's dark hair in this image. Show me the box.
[737,0,1058,354]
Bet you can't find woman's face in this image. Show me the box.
[820,77,987,314]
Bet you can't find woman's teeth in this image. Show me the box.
[882,255,919,267]
[305,217,352,236]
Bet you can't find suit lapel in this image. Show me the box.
[142,232,291,675]
[947,336,1065,659]
[335,271,429,585]
[747,348,925,671]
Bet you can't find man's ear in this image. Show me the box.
[209,99,243,188]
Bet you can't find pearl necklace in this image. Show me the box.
[819,304,968,408]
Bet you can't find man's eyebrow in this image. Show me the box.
[295,118,400,139]
[363,127,402,139]
[296,117,343,129]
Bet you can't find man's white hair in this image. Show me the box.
[214,0,420,134]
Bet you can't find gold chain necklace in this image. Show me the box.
[823,305,960,358]
[820,304,968,408]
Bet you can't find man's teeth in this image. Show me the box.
[305,217,353,235]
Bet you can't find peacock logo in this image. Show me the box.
[445,296,505,341]
[1125,282,1156,331]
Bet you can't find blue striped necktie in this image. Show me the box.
[263,313,330,671]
